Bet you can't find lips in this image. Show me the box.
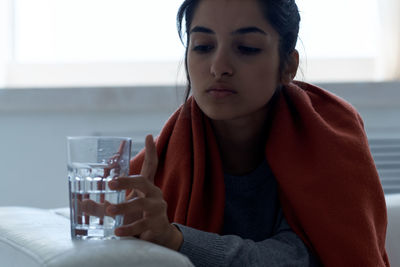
[206,83,237,98]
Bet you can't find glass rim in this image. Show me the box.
[66,136,132,141]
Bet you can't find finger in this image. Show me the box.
[109,178,143,199]
[108,176,140,190]
[80,199,112,218]
[107,197,165,216]
[108,176,161,198]
[115,218,151,237]
[107,197,144,216]
[126,188,145,200]
[123,210,143,226]
[141,135,158,183]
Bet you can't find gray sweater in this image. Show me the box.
[175,161,320,266]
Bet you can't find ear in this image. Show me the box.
[281,49,299,86]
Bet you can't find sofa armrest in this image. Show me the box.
[0,207,193,267]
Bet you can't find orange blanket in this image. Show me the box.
[131,81,389,266]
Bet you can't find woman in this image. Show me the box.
[107,0,390,266]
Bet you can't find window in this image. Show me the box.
[14,0,184,63]
[2,0,186,87]
[296,0,380,82]
[0,0,397,88]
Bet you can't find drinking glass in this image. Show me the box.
[67,136,131,240]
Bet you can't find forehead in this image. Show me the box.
[191,0,270,33]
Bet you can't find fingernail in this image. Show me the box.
[115,228,123,236]
[109,180,118,188]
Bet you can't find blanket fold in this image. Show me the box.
[131,81,389,266]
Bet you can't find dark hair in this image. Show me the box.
[177,0,301,101]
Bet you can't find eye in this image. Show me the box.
[238,46,261,55]
[192,45,214,53]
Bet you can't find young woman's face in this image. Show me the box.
[187,0,282,121]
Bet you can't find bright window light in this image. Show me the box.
[4,0,382,86]
[14,0,185,63]
[296,0,379,59]
[14,0,379,63]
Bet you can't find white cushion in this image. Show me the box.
[0,207,193,267]
[386,194,400,267]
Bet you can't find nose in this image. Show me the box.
[210,48,234,78]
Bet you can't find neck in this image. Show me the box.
[211,106,272,176]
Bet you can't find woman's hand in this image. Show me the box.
[107,135,183,251]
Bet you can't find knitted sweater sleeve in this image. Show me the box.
[174,210,320,267]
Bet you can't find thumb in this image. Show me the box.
[140,134,158,183]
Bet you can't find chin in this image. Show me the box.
[203,107,243,121]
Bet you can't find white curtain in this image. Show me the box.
[377,0,400,80]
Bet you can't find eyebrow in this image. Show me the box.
[190,26,267,36]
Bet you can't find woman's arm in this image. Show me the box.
[174,210,320,267]
[105,135,319,266]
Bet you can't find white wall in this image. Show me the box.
[0,83,399,209]
[0,86,183,208]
